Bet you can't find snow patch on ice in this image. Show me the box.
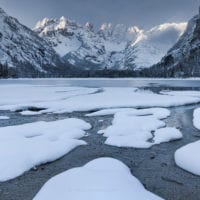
[153,128,182,144]
[91,108,182,148]
[33,158,163,200]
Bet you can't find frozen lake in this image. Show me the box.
[1,78,200,88]
[1,78,200,200]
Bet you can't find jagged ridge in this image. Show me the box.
[34,17,186,71]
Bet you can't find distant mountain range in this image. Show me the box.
[34,17,186,71]
[0,6,199,77]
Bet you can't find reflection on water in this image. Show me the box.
[1,78,200,89]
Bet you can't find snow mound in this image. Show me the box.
[0,118,91,182]
[175,140,200,176]
[193,108,200,130]
[33,158,163,200]
[174,108,200,176]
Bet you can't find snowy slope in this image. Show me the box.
[0,8,60,74]
[133,23,187,69]
[34,17,186,70]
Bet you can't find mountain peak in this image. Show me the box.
[85,22,94,31]
[34,18,53,30]
[60,16,66,21]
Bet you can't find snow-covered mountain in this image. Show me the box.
[0,7,188,77]
[153,9,200,77]
[34,17,186,70]
[0,8,61,76]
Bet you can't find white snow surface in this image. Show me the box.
[90,108,182,148]
[0,118,91,182]
[0,116,9,120]
[0,85,200,114]
[33,158,163,200]
[20,111,42,115]
[175,140,200,176]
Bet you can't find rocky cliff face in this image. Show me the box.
[152,10,200,77]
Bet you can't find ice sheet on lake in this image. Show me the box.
[0,85,98,112]
[0,118,91,182]
[90,108,182,148]
[161,90,200,98]
[33,158,163,200]
[0,86,199,114]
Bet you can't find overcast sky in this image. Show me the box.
[0,0,199,29]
